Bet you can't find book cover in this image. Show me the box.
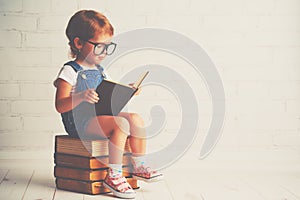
[95,71,149,116]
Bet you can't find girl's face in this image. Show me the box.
[77,33,113,67]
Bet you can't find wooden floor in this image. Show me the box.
[0,164,299,200]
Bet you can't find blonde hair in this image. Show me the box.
[65,10,114,58]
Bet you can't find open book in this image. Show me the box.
[95,71,149,116]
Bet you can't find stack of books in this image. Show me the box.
[54,135,139,195]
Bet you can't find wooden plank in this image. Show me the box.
[240,172,299,200]
[53,187,84,200]
[83,190,144,200]
[0,169,9,183]
[276,174,300,199]
[0,170,34,200]
[164,170,204,200]
[183,172,265,200]
[140,180,173,200]
[22,170,56,200]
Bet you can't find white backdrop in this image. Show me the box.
[0,0,299,170]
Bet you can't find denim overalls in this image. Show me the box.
[61,61,106,137]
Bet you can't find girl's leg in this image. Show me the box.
[118,112,164,183]
[118,112,146,156]
[85,115,130,164]
[85,116,136,198]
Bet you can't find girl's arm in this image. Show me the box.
[55,79,99,113]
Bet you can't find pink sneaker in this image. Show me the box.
[132,165,164,183]
[103,174,136,199]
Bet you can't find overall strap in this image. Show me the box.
[64,61,83,72]
[96,64,107,79]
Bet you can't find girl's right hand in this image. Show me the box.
[80,89,99,104]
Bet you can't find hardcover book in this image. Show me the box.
[54,165,132,181]
[55,135,132,157]
[95,71,149,116]
[56,177,139,195]
[54,153,131,169]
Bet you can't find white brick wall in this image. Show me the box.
[0,0,299,163]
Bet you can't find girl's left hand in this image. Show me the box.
[129,83,141,95]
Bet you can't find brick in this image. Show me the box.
[286,100,300,115]
[208,46,273,68]
[12,67,58,82]
[226,100,286,116]
[288,65,300,81]
[0,100,10,115]
[214,0,245,15]
[273,47,300,66]
[38,15,69,31]
[0,0,22,12]
[195,31,245,47]
[133,0,158,15]
[222,66,289,81]
[148,0,190,15]
[0,67,13,81]
[109,14,146,33]
[245,0,275,15]
[274,0,300,15]
[23,0,51,13]
[77,0,108,11]
[222,81,238,100]
[221,132,273,147]
[245,31,300,46]
[0,49,51,66]
[145,15,200,33]
[51,0,77,13]
[0,14,37,31]
[268,82,300,99]
[0,31,21,47]
[0,116,22,131]
[51,47,69,66]
[203,16,259,32]
[23,116,64,132]
[236,81,269,99]
[235,114,300,131]
[25,32,67,48]
[0,83,20,98]
[20,83,55,100]
[258,16,300,31]
[189,0,215,15]
[11,100,56,115]
[0,133,53,150]
[273,134,300,146]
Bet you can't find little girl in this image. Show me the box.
[54,10,163,199]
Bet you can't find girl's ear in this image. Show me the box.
[73,37,84,51]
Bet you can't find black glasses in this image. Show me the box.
[85,40,117,55]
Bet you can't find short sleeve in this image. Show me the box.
[55,65,77,86]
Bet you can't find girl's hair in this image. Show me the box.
[66,10,114,58]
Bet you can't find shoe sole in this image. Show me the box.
[103,181,136,199]
[132,174,164,183]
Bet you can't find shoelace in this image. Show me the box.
[137,165,156,175]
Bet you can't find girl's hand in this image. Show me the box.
[80,89,99,104]
[129,83,141,95]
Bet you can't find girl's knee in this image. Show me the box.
[128,113,144,127]
[114,117,130,135]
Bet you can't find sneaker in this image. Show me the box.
[103,174,136,199]
[132,165,164,183]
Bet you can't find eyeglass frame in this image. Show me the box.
[85,40,117,56]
